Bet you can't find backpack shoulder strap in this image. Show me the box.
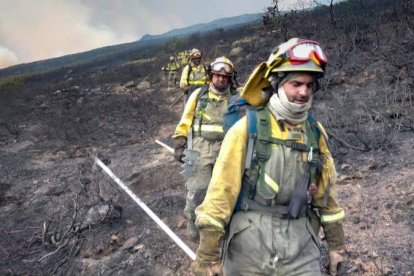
[255,107,272,162]
[245,107,258,169]
[230,88,238,96]
[307,113,320,147]
[188,85,209,120]
[187,64,193,82]
[195,84,209,104]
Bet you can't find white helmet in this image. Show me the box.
[190,48,202,59]
[210,56,235,77]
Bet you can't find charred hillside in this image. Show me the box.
[0,0,413,275]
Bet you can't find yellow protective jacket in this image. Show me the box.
[172,85,234,140]
[179,63,208,90]
[165,61,180,71]
[195,112,345,232]
[178,52,190,66]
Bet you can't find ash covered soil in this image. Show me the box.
[1,58,413,276]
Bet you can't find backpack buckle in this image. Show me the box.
[285,140,297,148]
[308,147,313,162]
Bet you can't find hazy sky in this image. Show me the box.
[0,0,311,69]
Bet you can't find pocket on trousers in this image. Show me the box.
[224,217,252,260]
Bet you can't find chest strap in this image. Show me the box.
[236,197,307,219]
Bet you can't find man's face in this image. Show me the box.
[192,57,201,65]
[282,74,314,105]
[211,73,229,91]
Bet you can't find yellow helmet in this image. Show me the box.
[190,48,202,59]
[241,38,328,106]
[210,56,235,77]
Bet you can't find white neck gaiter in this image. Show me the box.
[209,82,229,96]
[268,86,313,125]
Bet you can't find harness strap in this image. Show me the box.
[237,197,307,218]
[239,197,289,215]
[258,136,315,152]
[304,118,320,185]
[193,85,210,137]
[255,108,272,162]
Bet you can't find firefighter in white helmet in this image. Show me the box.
[192,38,346,275]
[162,56,180,88]
[172,57,238,241]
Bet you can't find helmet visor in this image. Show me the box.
[288,40,327,65]
[211,62,233,75]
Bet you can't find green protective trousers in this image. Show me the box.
[168,71,178,86]
[184,137,221,221]
[223,211,321,276]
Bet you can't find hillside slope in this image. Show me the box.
[0,0,413,275]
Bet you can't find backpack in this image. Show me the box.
[223,95,328,216]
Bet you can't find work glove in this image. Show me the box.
[191,228,224,276]
[173,136,186,163]
[329,250,345,276]
[188,84,197,94]
[181,85,190,94]
[323,221,345,275]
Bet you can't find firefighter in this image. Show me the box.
[172,57,238,241]
[179,48,208,102]
[192,38,346,275]
[162,56,181,88]
[178,50,190,67]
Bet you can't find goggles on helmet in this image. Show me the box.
[283,40,327,65]
[211,62,233,75]
[265,39,327,78]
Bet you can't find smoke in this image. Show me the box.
[0,45,18,68]
[0,0,287,70]
[0,0,178,69]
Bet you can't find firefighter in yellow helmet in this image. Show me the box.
[192,38,346,275]
[178,50,190,67]
[179,48,208,102]
[172,57,238,241]
[162,56,181,88]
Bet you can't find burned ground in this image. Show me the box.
[1,1,414,275]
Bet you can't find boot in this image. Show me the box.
[187,220,199,241]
